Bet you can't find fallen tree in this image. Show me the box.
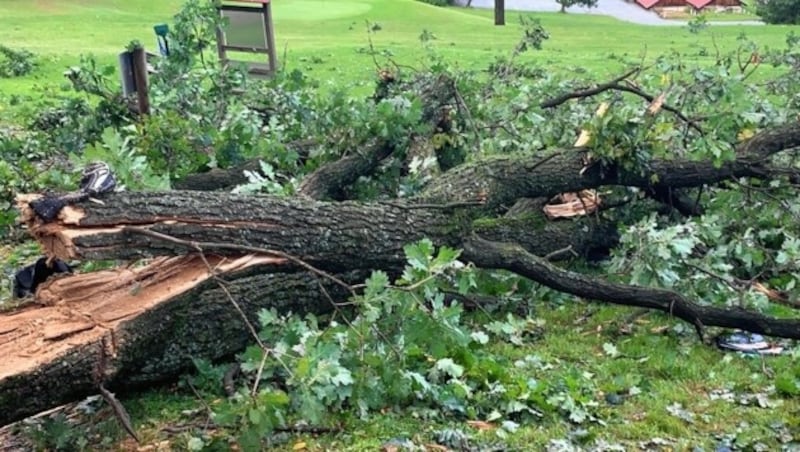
[1,114,799,425]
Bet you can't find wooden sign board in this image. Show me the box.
[216,0,277,78]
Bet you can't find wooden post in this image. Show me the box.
[495,0,505,25]
[263,1,277,74]
[130,47,150,115]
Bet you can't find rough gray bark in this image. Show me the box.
[298,139,395,200]
[28,191,463,271]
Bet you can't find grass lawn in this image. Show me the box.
[0,0,797,98]
[115,301,798,450]
[0,0,799,450]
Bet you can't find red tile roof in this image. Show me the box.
[686,0,713,8]
[636,0,661,8]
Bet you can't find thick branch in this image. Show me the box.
[421,122,800,210]
[540,67,640,108]
[173,139,318,191]
[539,68,700,131]
[298,139,394,200]
[463,236,800,340]
[298,73,458,200]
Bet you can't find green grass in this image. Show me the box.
[113,302,798,450]
[0,0,797,98]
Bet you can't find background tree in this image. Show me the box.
[556,0,599,13]
[755,0,800,24]
[495,0,505,25]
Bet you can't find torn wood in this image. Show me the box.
[0,250,360,426]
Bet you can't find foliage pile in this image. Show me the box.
[1,0,800,449]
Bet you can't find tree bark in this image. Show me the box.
[420,122,800,210]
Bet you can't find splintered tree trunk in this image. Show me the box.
[0,191,603,426]
[0,256,359,427]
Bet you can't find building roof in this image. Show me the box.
[686,0,713,8]
[636,0,738,8]
[636,0,661,8]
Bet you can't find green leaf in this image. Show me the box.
[431,245,461,269]
[670,237,695,257]
[435,358,464,378]
[602,342,620,358]
[247,407,263,426]
[364,270,389,298]
[257,308,278,327]
[470,331,489,345]
[404,238,434,271]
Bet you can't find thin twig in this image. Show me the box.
[122,226,355,296]
[544,245,577,261]
[539,67,641,108]
[451,79,481,145]
[185,380,214,432]
[251,350,270,397]
[98,384,139,444]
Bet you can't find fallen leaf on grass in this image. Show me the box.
[466,420,495,431]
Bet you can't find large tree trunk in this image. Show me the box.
[0,190,608,426]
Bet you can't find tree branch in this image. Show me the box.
[463,235,800,340]
[539,67,641,108]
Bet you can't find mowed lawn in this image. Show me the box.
[0,0,797,97]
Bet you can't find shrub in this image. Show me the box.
[0,45,38,77]
[415,0,456,6]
